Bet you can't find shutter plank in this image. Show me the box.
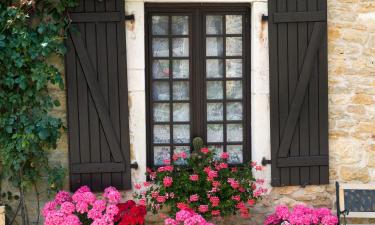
[85,0,102,191]
[77,23,92,187]
[71,163,125,173]
[107,0,123,189]
[287,0,300,186]
[297,0,310,186]
[116,0,132,190]
[95,0,112,190]
[278,156,328,167]
[318,0,329,184]
[269,0,281,187]
[70,12,122,22]
[66,37,82,190]
[273,11,326,23]
[308,0,320,185]
[278,0,290,186]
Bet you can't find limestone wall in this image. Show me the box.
[2,0,374,224]
[250,0,375,224]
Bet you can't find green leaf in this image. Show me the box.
[38,129,49,140]
[53,100,61,107]
[5,126,12,133]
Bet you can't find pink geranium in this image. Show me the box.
[163,176,173,187]
[190,174,199,181]
[198,205,209,213]
[189,194,199,202]
[200,147,210,154]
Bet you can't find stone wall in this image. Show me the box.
[2,0,374,224]
[250,0,375,224]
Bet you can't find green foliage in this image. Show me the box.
[135,144,266,220]
[0,0,76,192]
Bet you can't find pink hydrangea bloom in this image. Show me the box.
[75,186,91,193]
[55,191,71,204]
[264,214,280,225]
[103,186,121,204]
[62,215,81,225]
[275,205,290,220]
[60,202,76,215]
[45,211,66,225]
[42,201,57,217]
[321,215,339,225]
[176,209,192,221]
[165,218,178,225]
[105,204,119,217]
[92,200,106,212]
[75,202,89,214]
[88,208,103,220]
[83,191,96,205]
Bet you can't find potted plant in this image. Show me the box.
[134,140,266,221]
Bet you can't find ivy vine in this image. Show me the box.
[0,0,77,224]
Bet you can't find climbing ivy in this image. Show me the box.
[0,0,77,224]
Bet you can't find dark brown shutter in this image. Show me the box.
[65,0,131,191]
[268,0,329,186]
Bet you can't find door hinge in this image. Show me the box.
[261,157,272,166]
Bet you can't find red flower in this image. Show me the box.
[116,201,147,225]
[201,147,209,154]
[247,199,255,206]
[176,202,189,210]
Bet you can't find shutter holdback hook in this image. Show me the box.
[261,157,272,166]
[130,162,138,169]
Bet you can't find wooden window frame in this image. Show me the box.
[145,3,251,167]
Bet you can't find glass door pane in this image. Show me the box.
[150,14,192,166]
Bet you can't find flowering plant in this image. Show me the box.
[264,205,338,225]
[134,146,266,220]
[42,186,146,225]
[115,200,147,225]
[164,209,214,225]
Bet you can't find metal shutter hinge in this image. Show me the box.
[261,157,272,166]
[130,162,138,169]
